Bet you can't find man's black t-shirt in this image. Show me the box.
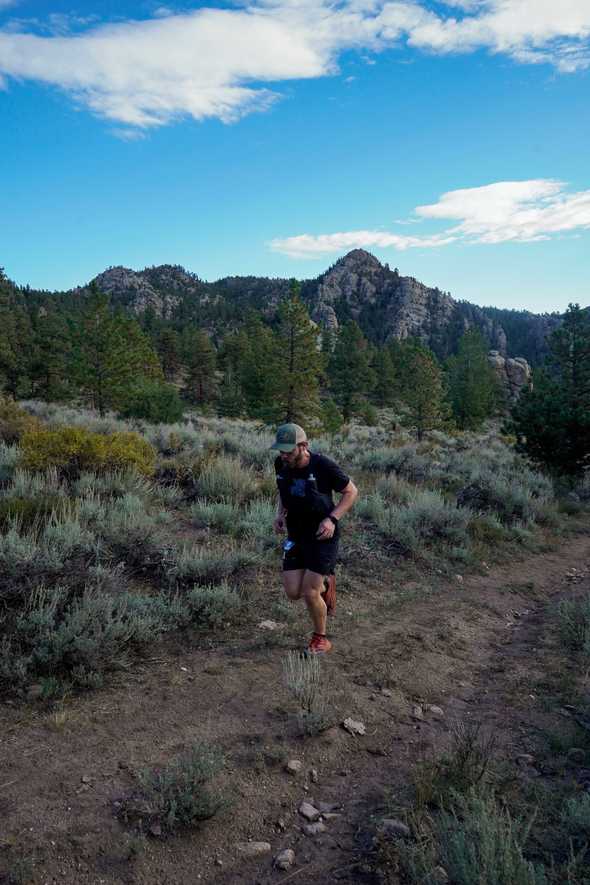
[275,452,350,540]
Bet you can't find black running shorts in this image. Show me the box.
[282,537,338,576]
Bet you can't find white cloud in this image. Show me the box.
[0,1,588,129]
[407,1,590,71]
[269,229,457,256]
[269,179,590,256]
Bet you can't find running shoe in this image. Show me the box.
[307,632,333,655]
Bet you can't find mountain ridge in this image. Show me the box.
[85,249,563,364]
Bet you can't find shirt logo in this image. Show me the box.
[290,479,307,497]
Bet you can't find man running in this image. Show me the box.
[271,423,358,655]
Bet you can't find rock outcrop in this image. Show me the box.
[488,350,532,402]
[91,265,203,320]
[310,250,507,357]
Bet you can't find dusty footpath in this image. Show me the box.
[1,528,589,885]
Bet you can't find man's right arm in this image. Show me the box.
[273,495,287,534]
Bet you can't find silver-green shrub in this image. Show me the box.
[169,545,254,586]
[182,582,241,628]
[0,441,19,482]
[119,742,225,833]
[558,596,590,656]
[402,791,547,885]
[195,456,257,502]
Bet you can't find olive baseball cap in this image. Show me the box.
[270,423,308,452]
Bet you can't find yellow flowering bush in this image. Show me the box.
[20,427,156,477]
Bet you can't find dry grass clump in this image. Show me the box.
[282,651,334,735]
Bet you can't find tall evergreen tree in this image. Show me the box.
[157,327,183,382]
[371,346,397,407]
[396,339,447,439]
[240,314,281,421]
[32,308,72,401]
[445,329,500,429]
[71,285,162,414]
[509,304,590,474]
[328,321,376,419]
[0,271,35,396]
[217,368,246,418]
[274,286,323,423]
[184,329,218,405]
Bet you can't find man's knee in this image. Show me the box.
[302,571,324,601]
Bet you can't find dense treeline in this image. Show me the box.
[3,267,590,474]
[0,268,504,433]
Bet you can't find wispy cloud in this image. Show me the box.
[0,1,589,130]
[269,179,590,256]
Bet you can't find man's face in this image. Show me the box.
[280,444,304,467]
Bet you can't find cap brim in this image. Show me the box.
[270,442,297,451]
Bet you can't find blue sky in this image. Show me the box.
[1,0,589,312]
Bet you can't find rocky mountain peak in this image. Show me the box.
[333,249,385,271]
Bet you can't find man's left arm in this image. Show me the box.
[316,480,358,540]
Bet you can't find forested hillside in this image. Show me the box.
[0,250,577,433]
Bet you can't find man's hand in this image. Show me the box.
[273,514,287,534]
[316,517,335,541]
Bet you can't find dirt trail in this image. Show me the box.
[1,530,589,885]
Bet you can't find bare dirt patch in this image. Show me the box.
[1,527,589,884]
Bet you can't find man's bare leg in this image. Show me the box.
[302,570,327,635]
[283,569,305,601]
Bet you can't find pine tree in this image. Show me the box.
[184,329,218,405]
[371,346,397,407]
[217,369,245,417]
[239,313,281,421]
[328,321,376,419]
[157,327,183,382]
[509,304,590,474]
[71,285,162,414]
[0,272,35,397]
[396,339,447,439]
[32,308,72,401]
[445,329,500,429]
[274,286,323,423]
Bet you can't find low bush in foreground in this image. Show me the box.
[194,456,257,503]
[168,545,255,587]
[558,596,590,657]
[413,721,496,808]
[399,791,547,885]
[118,743,225,834]
[0,582,162,692]
[359,488,470,556]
